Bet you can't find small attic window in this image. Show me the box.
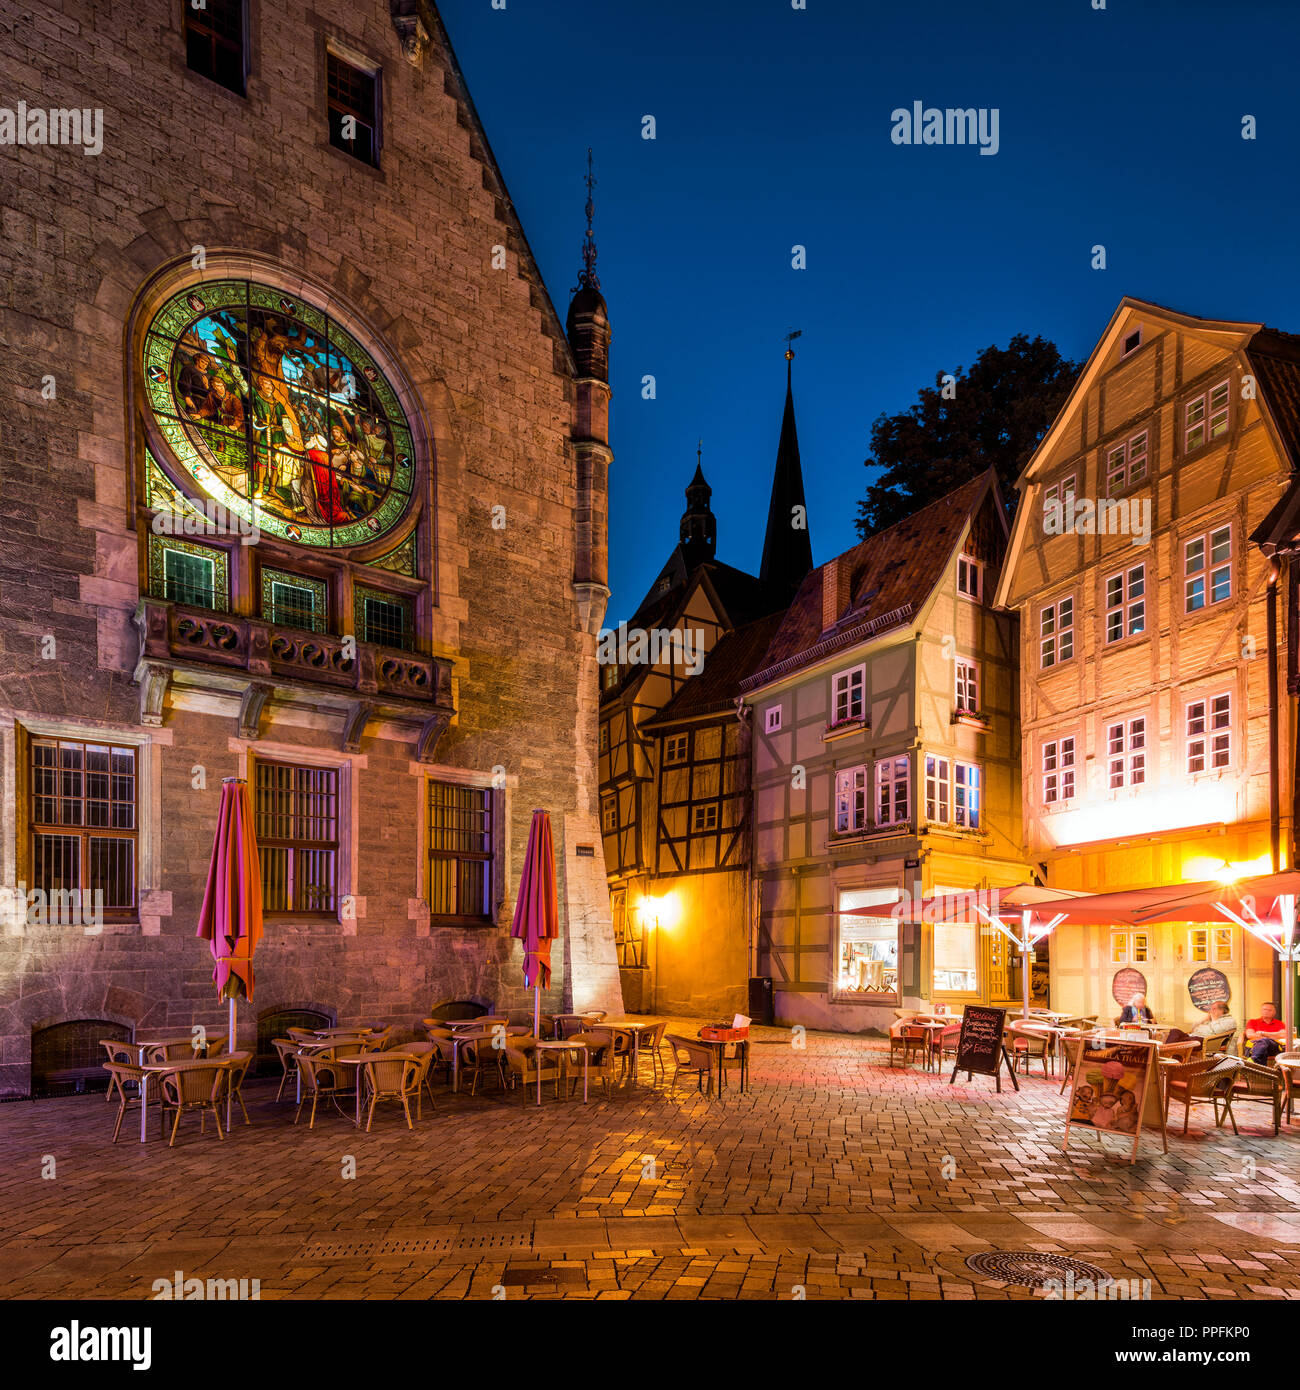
[1121,327,1143,358]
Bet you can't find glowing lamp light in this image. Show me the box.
[1182,854,1273,885]
[637,893,681,932]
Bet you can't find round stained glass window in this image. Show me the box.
[142,280,416,547]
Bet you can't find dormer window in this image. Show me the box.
[1121,327,1143,358]
[957,554,983,602]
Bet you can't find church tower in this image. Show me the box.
[759,343,814,602]
[679,447,717,569]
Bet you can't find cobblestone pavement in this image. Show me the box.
[1,1022,1298,1300]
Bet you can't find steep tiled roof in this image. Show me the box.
[645,612,786,727]
[744,472,992,687]
[1248,326,1300,472]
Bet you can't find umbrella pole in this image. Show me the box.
[227,995,236,1131]
[1283,894,1296,1050]
[534,984,540,1041]
[1021,911,1032,1020]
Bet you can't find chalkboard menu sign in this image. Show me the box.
[950,1005,1018,1092]
[1188,967,1230,1011]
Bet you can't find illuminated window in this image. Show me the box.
[831,665,865,726]
[355,586,412,650]
[1106,429,1148,494]
[954,762,980,829]
[1105,564,1145,642]
[664,733,688,764]
[834,765,868,834]
[765,705,783,734]
[957,554,983,602]
[1042,737,1075,804]
[1184,379,1230,453]
[876,756,910,827]
[934,920,978,993]
[1107,718,1146,789]
[925,755,950,824]
[256,761,339,915]
[1040,597,1074,667]
[954,658,979,714]
[602,665,619,690]
[1186,694,1231,773]
[1189,927,1233,964]
[426,780,493,923]
[327,50,380,167]
[1184,525,1232,611]
[1111,931,1148,964]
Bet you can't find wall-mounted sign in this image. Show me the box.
[1187,967,1230,1012]
[1112,968,1147,1006]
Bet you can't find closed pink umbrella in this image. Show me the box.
[511,809,559,1037]
[196,778,263,1125]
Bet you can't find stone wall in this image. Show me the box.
[0,0,621,1094]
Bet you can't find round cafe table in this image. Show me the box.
[534,1038,594,1103]
[137,1056,233,1144]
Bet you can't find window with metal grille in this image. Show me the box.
[428,781,493,923]
[163,547,218,609]
[254,761,339,914]
[263,571,326,633]
[30,738,137,917]
[183,0,246,96]
[327,50,380,166]
[31,1019,129,1098]
[359,591,411,649]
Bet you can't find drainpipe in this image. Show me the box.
[1267,557,1282,1007]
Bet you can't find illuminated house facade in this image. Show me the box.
[0,0,621,1096]
[598,363,812,1015]
[745,472,1032,1034]
[996,299,1300,1028]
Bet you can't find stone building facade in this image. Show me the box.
[0,0,621,1095]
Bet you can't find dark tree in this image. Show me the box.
[854,334,1080,538]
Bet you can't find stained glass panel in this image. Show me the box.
[143,280,414,549]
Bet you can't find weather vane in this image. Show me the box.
[784,328,802,361]
[575,146,600,292]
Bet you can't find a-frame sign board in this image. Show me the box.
[949,1004,1019,1092]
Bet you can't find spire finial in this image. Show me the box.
[575,146,600,292]
[697,438,703,467]
[784,327,801,362]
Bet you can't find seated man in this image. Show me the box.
[1165,999,1236,1047]
[1244,1001,1287,1063]
[1116,992,1155,1026]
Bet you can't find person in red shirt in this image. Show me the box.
[1245,1002,1287,1063]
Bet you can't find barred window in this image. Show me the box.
[30,738,137,917]
[255,761,339,914]
[428,781,494,923]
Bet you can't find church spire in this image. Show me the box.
[566,146,610,383]
[680,442,717,569]
[759,335,813,599]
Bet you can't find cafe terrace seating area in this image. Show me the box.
[97,1002,754,1146]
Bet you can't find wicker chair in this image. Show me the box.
[271,1038,300,1102]
[1201,1028,1237,1058]
[223,1051,253,1125]
[360,1055,419,1132]
[146,1040,198,1064]
[396,1042,437,1118]
[1008,1021,1051,1078]
[100,1041,136,1101]
[458,1034,506,1095]
[1278,1052,1300,1124]
[1163,1056,1241,1135]
[936,1023,962,1068]
[428,999,491,1022]
[503,1038,564,1102]
[666,1033,714,1095]
[642,1021,670,1084]
[103,1060,145,1142]
[294,1053,348,1128]
[204,1033,228,1058]
[1222,1059,1286,1136]
[1157,1040,1200,1065]
[889,1023,928,1068]
[562,1030,617,1100]
[286,1027,320,1043]
[423,1027,456,1086]
[159,1064,226,1146]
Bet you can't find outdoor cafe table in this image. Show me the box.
[534,1038,596,1103]
[137,1055,233,1144]
[591,1019,658,1087]
[694,1034,749,1094]
[327,1052,422,1128]
[1277,1056,1300,1124]
[446,1027,500,1093]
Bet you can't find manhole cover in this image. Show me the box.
[965,1252,1111,1288]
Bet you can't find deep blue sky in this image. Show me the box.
[440,0,1300,624]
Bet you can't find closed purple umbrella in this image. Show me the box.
[511,809,559,1037]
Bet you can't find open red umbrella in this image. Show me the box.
[510,809,559,1037]
[196,778,263,1122]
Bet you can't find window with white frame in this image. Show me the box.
[1189,927,1233,964]
[1106,429,1148,495]
[876,755,910,827]
[1186,694,1231,773]
[1040,597,1074,668]
[954,658,979,714]
[834,765,868,834]
[1111,931,1149,964]
[1106,718,1146,789]
[1042,737,1076,804]
[692,803,718,833]
[664,733,688,764]
[954,762,981,829]
[1184,379,1230,453]
[1184,525,1232,611]
[957,554,983,602]
[831,665,865,726]
[1043,475,1077,512]
[1105,564,1145,642]
[925,755,950,824]
[764,705,783,734]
